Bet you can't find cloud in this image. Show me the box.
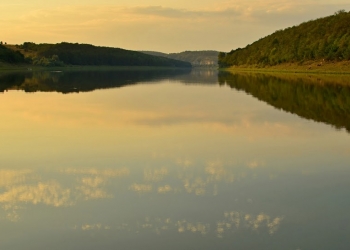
[128,5,242,20]
[129,6,195,18]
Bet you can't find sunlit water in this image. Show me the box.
[1,69,349,250]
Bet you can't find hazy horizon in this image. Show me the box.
[1,0,350,53]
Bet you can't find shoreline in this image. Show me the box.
[219,68,350,86]
[221,60,350,75]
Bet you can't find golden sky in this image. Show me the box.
[1,0,349,52]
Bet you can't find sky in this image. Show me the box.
[1,0,349,53]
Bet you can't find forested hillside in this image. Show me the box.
[0,44,26,64]
[5,42,192,68]
[219,10,350,68]
[142,50,218,67]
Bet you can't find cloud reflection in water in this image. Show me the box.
[0,168,130,221]
[73,211,283,238]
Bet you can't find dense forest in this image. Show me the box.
[0,44,27,64]
[219,71,350,132]
[141,50,218,67]
[2,42,192,68]
[219,10,350,67]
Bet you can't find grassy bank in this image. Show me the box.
[223,60,350,74]
[0,62,32,71]
[220,70,350,87]
[221,65,350,86]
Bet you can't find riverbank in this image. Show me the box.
[223,60,350,74]
[220,68,350,86]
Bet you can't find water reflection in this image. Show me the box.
[0,68,196,93]
[0,168,130,221]
[1,69,350,249]
[219,71,350,132]
[0,165,267,223]
[73,212,283,238]
[0,169,32,187]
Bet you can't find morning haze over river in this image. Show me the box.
[1,69,349,249]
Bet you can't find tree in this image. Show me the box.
[335,9,346,15]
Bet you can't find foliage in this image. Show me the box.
[219,11,350,67]
[0,44,26,64]
[20,42,191,68]
[31,55,65,67]
[219,71,350,132]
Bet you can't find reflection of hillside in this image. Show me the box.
[219,72,350,132]
[0,68,192,93]
[171,69,218,85]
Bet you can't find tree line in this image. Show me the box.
[19,42,191,67]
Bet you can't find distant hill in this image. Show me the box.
[219,10,350,68]
[4,42,191,68]
[141,51,219,67]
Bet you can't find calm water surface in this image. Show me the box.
[0,69,350,250]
